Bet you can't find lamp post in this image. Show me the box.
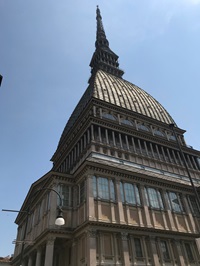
[2,187,65,266]
[169,124,200,211]
[0,74,2,86]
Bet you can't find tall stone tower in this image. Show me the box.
[12,7,200,266]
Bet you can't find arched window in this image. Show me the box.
[102,112,116,121]
[169,134,176,141]
[121,119,133,126]
[154,129,165,137]
[138,124,150,132]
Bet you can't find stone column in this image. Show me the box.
[27,255,33,266]
[115,180,125,224]
[182,194,196,233]
[125,135,130,151]
[44,237,55,266]
[142,236,150,266]
[71,239,78,266]
[86,175,95,220]
[21,260,26,266]
[149,237,160,266]
[98,126,102,142]
[48,184,57,227]
[121,233,130,266]
[173,240,185,266]
[91,124,94,140]
[35,247,42,266]
[87,230,97,265]
[162,189,176,231]
[140,185,152,227]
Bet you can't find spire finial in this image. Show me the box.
[95,5,109,48]
[89,7,124,81]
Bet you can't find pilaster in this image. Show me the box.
[35,247,42,266]
[87,230,97,266]
[115,180,125,224]
[149,237,160,266]
[44,237,55,266]
[121,233,130,266]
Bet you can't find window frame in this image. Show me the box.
[134,238,143,258]
[145,187,164,210]
[187,195,200,216]
[167,191,184,213]
[102,112,117,121]
[93,176,116,201]
[57,183,72,207]
[184,242,194,262]
[120,182,141,206]
[160,240,170,261]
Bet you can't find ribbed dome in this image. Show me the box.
[56,70,176,150]
[94,70,175,125]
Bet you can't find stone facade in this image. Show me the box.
[11,7,200,266]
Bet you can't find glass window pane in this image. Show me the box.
[145,187,149,206]
[158,190,164,209]
[188,195,200,216]
[110,180,115,201]
[58,184,70,207]
[148,188,160,209]
[124,183,135,204]
[134,238,143,258]
[102,113,116,120]
[98,177,109,199]
[120,182,125,202]
[168,192,182,212]
[93,176,97,198]
[135,185,141,205]
[80,180,85,203]
[160,241,170,260]
[185,243,194,261]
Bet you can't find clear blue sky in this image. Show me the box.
[1,0,200,256]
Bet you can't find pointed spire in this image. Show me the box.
[95,6,109,48]
[89,6,124,82]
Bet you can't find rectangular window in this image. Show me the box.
[134,238,143,258]
[120,182,141,205]
[185,243,194,261]
[58,184,71,207]
[79,180,85,204]
[167,191,184,213]
[45,191,51,211]
[93,176,115,201]
[145,187,164,209]
[160,240,170,261]
[98,177,109,199]
[188,195,200,216]
[93,176,97,198]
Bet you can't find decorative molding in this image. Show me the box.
[87,229,97,238]
[121,232,129,241]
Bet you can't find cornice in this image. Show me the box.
[85,158,196,192]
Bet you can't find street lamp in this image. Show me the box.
[2,187,65,265]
